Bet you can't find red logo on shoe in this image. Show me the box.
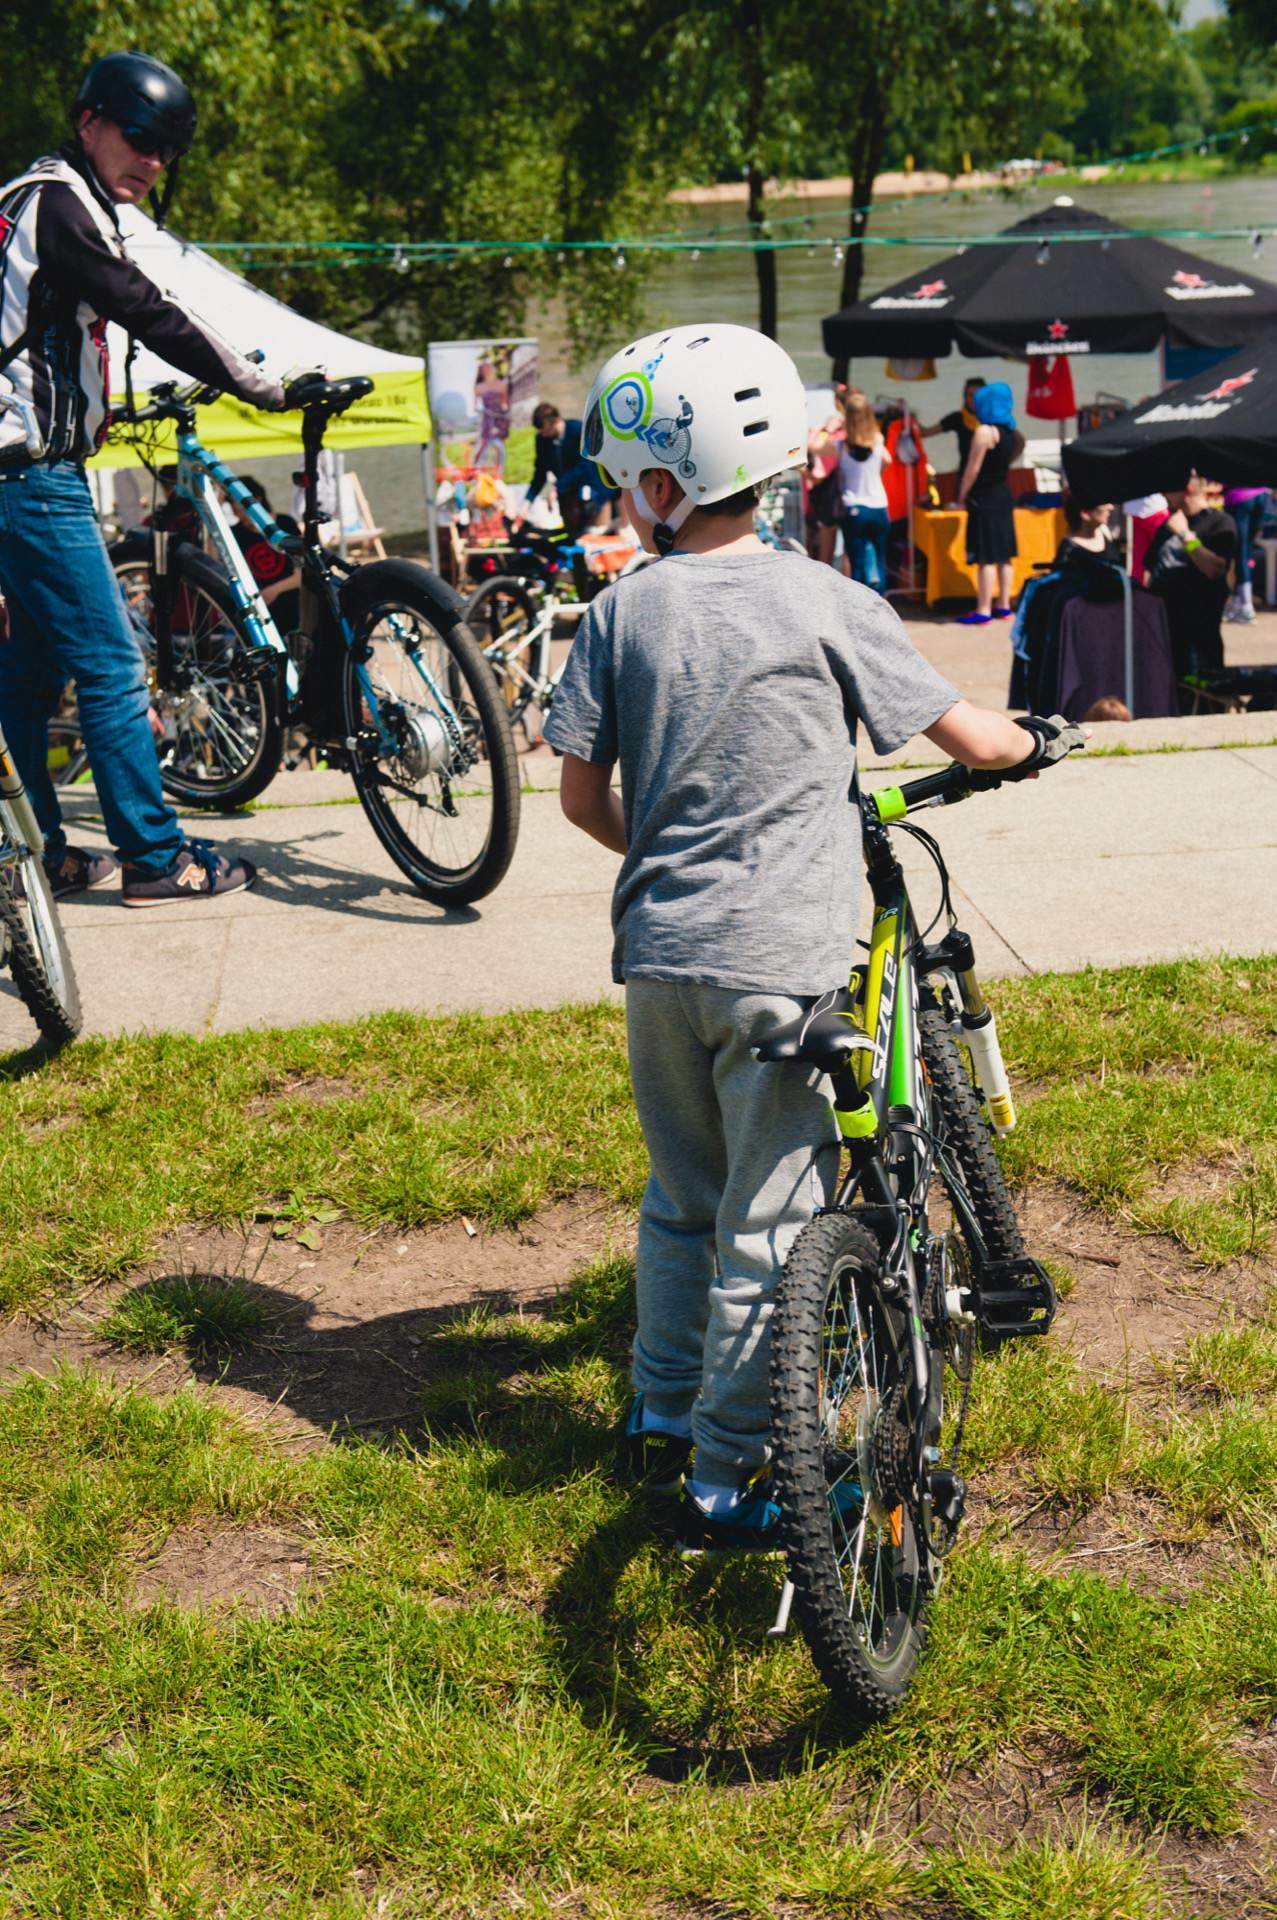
[176,861,205,890]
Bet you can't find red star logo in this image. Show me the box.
[1172,270,1209,288]
[915,279,946,297]
[1047,319,1069,341]
[1202,367,1256,401]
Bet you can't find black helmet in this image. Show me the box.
[71,52,197,162]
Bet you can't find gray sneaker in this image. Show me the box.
[121,840,256,908]
[43,846,119,899]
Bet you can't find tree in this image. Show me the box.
[800,0,1088,377]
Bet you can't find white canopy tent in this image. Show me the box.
[90,205,430,470]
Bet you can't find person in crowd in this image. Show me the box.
[920,376,986,473]
[1222,484,1269,624]
[545,321,1077,1550]
[1143,473,1236,682]
[520,401,619,538]
[1083,695,1132,723]
[1054,497,1120,572]
[0,53,286,904]
[804,411,844,566]
[955,381,1024,626]
[226,478,302,636]
[1123,492,1169,581]
[837,388,891,594]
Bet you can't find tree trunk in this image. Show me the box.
[748,165,778,339]
[830,83,886,383]
[739,0,777,338]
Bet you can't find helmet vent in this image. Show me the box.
[734,388,761,402]
[687,336,711,349]
[742,420,770,437]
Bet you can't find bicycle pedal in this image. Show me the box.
[971,1257,1056,1337]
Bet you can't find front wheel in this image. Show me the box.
[0,854,81,1048]
[919,1004,1026,1267]
[769,1211,933,1722]
[339,561,521,905]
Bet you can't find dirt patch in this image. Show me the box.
[1018,1182,1274,1382]
[890,1737,1277,1919]
[129,1523,321,1616]
[245,1073,358,1116]
[972,1480,1234,1598]
[0,1193,625,1448]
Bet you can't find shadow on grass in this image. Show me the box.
[103,1256,867,1776]
[100,1268,555,1446]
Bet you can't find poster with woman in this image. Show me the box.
[427,339,538,545]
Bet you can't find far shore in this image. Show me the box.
[668,164,1116,205]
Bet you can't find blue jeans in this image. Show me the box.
[840,504,890,594]
[1231,491,1270,596]
[0,462,182,875]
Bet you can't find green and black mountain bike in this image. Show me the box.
[758,740,1081,1721]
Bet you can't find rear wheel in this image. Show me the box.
[770,1211,933,1722]
[339,561,520,905]
[0,855,81,1048]
[112,545,283,810]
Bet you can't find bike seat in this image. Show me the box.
[753,987,872,1073]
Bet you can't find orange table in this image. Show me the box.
[912,505,1067,606]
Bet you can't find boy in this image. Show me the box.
[544,324,1077,1548]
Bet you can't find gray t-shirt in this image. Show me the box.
[543,549,958,993]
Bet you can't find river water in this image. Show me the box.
[340,174,1277,533]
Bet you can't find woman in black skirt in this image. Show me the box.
[955,380,1024,626]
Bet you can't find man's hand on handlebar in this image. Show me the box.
[282,368,330,410]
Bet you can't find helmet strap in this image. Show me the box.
[149,159,179,231]
[624,482,696,558]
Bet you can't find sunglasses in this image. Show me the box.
[120,127,181,165]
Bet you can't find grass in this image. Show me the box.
[0,956,1272,1314]
[0,955,1274,1912]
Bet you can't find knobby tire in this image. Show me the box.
[918,1005,1025,1266]
[770,1211,932,1722]
[0,864,81,1048]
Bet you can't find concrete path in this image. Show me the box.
[3,705,1274,1047]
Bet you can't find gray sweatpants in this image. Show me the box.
[625,977,839,1487]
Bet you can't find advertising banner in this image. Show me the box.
[427,339,539,546]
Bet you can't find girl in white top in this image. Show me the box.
[837,388,892,593]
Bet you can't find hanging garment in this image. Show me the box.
[1025,353,1077,422]
[1056,588,1177,720]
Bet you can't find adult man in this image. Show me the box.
[0,52,285,905]
[1143,474,1236,685]
[520,401,617,538]
[920,376,986,475]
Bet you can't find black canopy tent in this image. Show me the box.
[822,199,1277,364]
[1062,343,1277,504]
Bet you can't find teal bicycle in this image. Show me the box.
[759,737,1081,1720]
[110,371,521,906]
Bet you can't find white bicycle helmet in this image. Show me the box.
[582,323,806,552]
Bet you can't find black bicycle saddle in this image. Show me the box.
[753,987,872,1074]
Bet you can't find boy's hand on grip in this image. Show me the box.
[1004,713,1087,778]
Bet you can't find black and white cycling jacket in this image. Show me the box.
[0,143,283,467]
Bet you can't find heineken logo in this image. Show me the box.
[1137,366,1256,426]
[871,277,950,309]
[1025,320,1090,356]
[1165,271,1254,301]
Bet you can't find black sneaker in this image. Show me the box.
[121,840,257,908]
[43,846,119,899]
[617,1395,694,1498]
